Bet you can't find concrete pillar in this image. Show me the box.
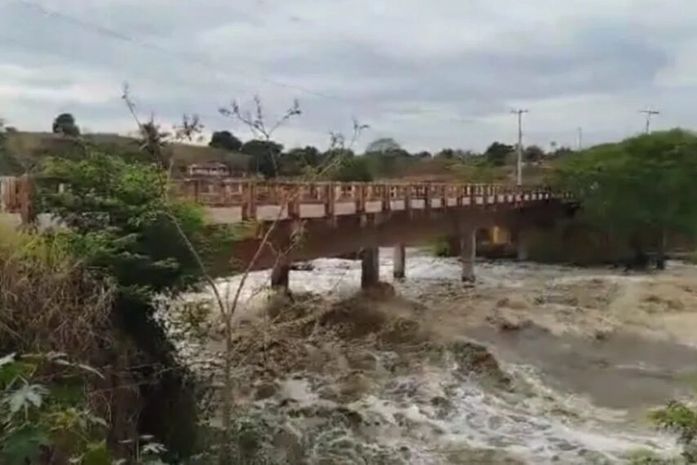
[361,247,380,289]
[393,244,406,279]
[515,230,529,261]
[270,259,290,291]
[461,230,476,283]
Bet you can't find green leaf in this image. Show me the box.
[0,425,50,465]
[82,441,112,465]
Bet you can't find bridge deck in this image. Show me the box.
[175,179,569,224]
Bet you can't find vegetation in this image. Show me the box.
[556,129,697,268]
[0,225,167,464]
[209,130,242,152]
[52,113,80,137]
[33,150,210,459]
[0,353,169,465]
[627,399,697,465]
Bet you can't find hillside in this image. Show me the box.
[0,131,249,176]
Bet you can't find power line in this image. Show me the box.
[13,0,356,105]
[511,109,528,186]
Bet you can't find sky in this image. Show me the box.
[1,0,696,152]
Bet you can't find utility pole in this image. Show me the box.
[640,109,660,134]
[511,109,528,186]
[577,127,583,150]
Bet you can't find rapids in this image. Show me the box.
[159,249,697,464]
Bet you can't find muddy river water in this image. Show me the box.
[161,249,697,464]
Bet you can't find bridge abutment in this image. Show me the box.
[461,229,476,283]
[393,244,406,279]
[361,246,380,289]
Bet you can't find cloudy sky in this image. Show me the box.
[1,0,696,152]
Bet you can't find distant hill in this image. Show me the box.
[0,131,250,176]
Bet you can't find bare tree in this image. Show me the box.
[123,85,369,464]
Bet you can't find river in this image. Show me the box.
[159,249,697,464]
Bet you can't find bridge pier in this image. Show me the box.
[361,247,380,289]
[461,229,476,283]
[514,230,530,261]
[393,244,406,279]
[270,258,290,291]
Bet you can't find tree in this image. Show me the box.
[209,130,242,152]
[52,113,80,137]
[281,146,321,176]
[557,129,697,269]
[332,156,373,182]
[435,148,456,159]
[365,137,401,154]
[484,142,513,166]
[40,151,205,456]
[240,140,283,177]
[524,145,545,163]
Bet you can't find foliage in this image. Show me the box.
[0,224,113,359]
[209,130,242,152]
[651,401,697,463]
[484,142,513,166]
[365,137,402,154]
[241,140,284,178]
[37,151,205,458]
[330,156,373,182]
[451,158,507,183]
[279,146,322,177]
[0,353,169,465]
[52,113,80,137]
[524,145,545,162]
[40,151,206,299]
[556,130,697,265]
[431,237,454,257]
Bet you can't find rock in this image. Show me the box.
[254,382,278,400]
[449,340,512,389]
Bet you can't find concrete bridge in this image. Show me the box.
[0,176,572,290]
[175,179,573,289]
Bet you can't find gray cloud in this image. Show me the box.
[0,0,695,151]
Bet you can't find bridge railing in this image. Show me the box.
[174,178,566,221]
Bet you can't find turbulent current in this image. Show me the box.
[159,249,697,464]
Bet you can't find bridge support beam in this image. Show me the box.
[270,258,290,291]
[461,229,476,283]
[393,244,406,280]
[361,247,380,289]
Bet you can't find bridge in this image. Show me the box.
[175,179,572,289]
[1,176,572,290]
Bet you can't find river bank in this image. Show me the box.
[159,249,697,464]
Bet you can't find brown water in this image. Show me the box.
[160,251,697,464]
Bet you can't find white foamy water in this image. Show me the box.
[171,248,682,464]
